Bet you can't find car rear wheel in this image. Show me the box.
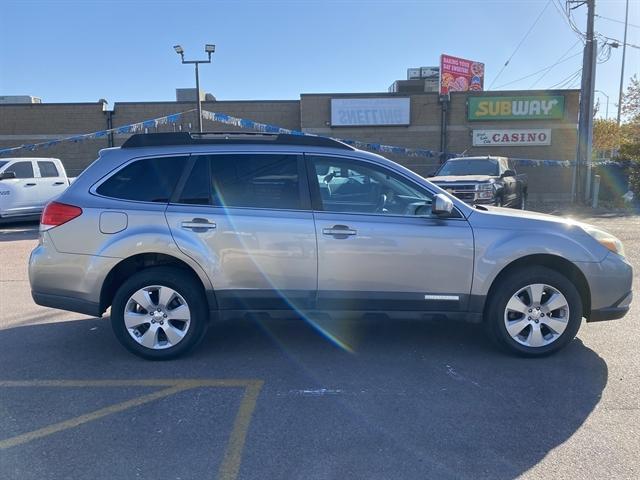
[111,267,208,360]
[485,266,582,356]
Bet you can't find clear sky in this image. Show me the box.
[1,0,638,119]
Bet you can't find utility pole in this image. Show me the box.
[574,0,597,203]
[616,0,629,125]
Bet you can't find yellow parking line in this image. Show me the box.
[0,379,258,388]
[0,379,264,480]
[218,380,263,480]
[0,385,187,450]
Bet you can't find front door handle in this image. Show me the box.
[181,218,216,232]
[322,225,357,238]
[53,181,65,185]
[25,183,36,187]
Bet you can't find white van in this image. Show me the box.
[0,157,71,220]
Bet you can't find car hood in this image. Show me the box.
[471,205,598,230]
[467,205,615,263]
[430,175,496,183]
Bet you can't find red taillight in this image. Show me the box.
[41,201,82,229]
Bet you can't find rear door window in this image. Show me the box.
[177,157,210,205]
[185,154,304,210]
[37,161,60,178]
[96,156,187,203]
[6,161,34,179]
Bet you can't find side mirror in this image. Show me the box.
[432,193,454,216]
[0,171,16,180]
[502,169,516,178]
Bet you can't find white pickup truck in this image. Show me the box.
[0,157,73,221]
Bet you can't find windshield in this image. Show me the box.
[0,161,8,170]
[437,159,499,176]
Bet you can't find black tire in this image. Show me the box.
[519,192,527,210]
[111,266,208,360]
[484,266,582,357]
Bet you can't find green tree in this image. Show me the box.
[593,119,620,152]
[618,76,640,198]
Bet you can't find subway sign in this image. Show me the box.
[468,95,565,121]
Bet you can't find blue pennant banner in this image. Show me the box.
[0,108,630,168]
[201,110,443,159]
[0,110,196,157]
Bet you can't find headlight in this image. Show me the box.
[476,183,495,199]
[581,224,626,257]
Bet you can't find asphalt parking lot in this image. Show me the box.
[0,214,638,480]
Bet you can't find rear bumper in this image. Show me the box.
[29,232,119,315]
[31,291,101,317]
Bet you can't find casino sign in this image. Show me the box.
[472,129,552,147]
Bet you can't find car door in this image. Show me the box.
[0,160,39,216]
[165,153,317,310]
[35,160,67,207]
[307,154,474,313]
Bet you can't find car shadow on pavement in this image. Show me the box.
[0,315,607,480]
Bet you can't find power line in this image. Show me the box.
[598,34,640,50]
[529,39,582,88]
[595,14,640,29]
[492,50,581,89]
[488,0,552,89]
[552,0,586,42]
[548,68,582,89]
[494,51,582,89]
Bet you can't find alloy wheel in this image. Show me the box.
[124,285,191,349]
[503,283,570,348]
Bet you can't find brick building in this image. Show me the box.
[0,89,579,201]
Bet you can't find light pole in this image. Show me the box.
[616,0,629,125]
[173,44,215,132]
[595,90,609,119]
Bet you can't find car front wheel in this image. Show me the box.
[485,266,583,356]
[111,266,208,360]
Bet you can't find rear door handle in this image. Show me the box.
[181,218,216,232]
[53,181,65,185]
[25,183,36,187]
[322,225,357,237]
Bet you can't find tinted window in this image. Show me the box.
[38,161,59,177]
[178,157,210,205]
[206,154,302,210]
[97,156,186,202]
[6,161,34,179]
[0,161,7,169]
[310,156,434,216]
[438,159,499,176]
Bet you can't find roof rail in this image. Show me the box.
[121,132,354,150]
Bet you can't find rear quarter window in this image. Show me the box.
[96,156,187,203]
[38,161,60,178]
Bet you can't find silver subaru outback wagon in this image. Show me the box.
[29,132,633,359]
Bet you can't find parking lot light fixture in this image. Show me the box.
[173,44,214,132]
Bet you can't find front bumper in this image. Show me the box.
[579,252,633,322]
[588,291,632,322]
[473,197,500,206]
